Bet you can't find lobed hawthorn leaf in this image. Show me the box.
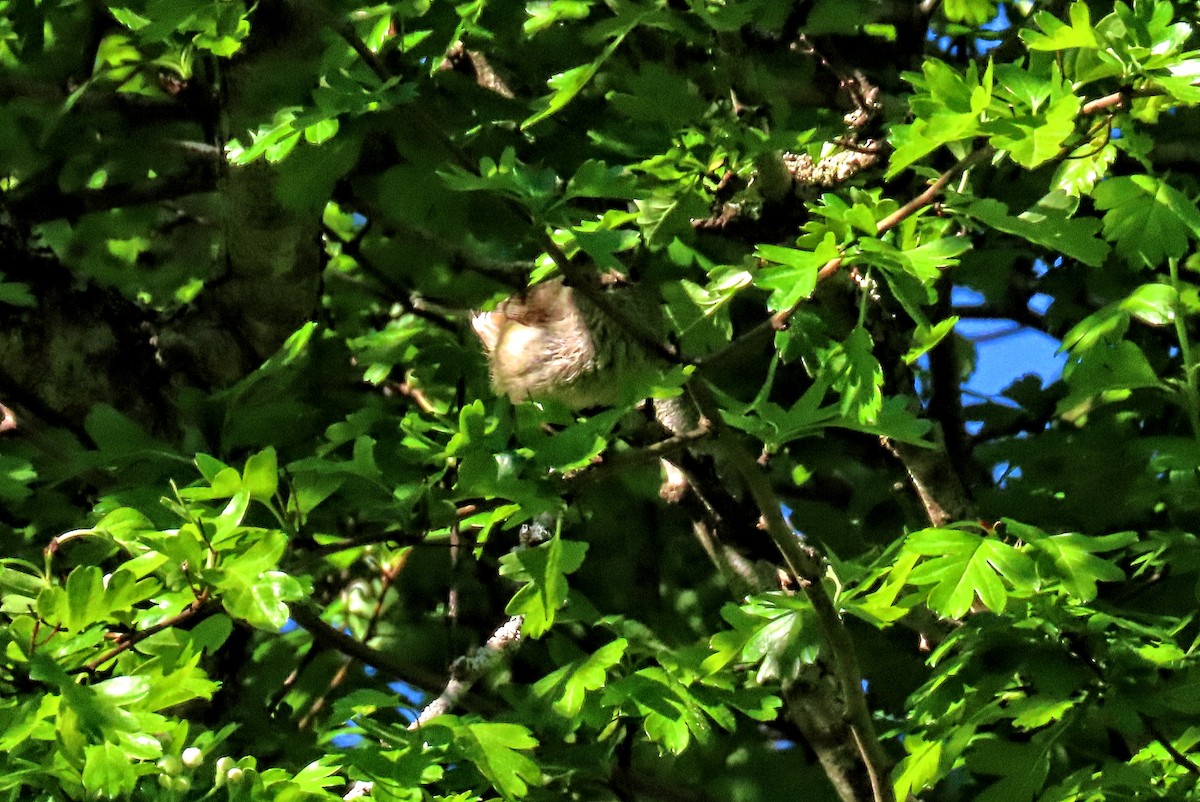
[888,59,991,176]
[607,62,707,127]
[1058,340,1164,414]
[635,190,709,250]
[964,194,1109,267]
[552,637,627,717]
[1020,3,1100,50]
[858,235,972,283]
[605,667,712,755]
[82,742,137,800]
[823,326,883,426]
[501,534,588,638]
[37,566,158,633]
[219,569,305,631]
[987,92,1081,169]
[1028,531,1136,601]
[1093,175,1200,268]
[903,528,1037,618]
[754,233,839,312]
[454,721,542,800]
[564,159,637,199]
[832,396,933,446]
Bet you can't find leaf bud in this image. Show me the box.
[157,755,183,776]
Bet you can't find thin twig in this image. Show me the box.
[1148,719,1200,776]
[79,598,218,674]
[332,21,391,84]
[299,552,408,730]
[686,382,893,801]
[567,426,711,485]
[876,147,993,234]
[289,603,446,693]
[409,614,524,728]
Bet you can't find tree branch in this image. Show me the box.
[687,381,893,802]
[409,614,524,728]
[8,153,220,223]
[79,598,220,674]
[289,603,446,693]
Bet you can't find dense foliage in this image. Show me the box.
[6,0,1200,800]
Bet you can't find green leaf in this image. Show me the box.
[526,409,623,473]
[1020,3,1100,50]
[303,117,339,145]
[553,638,627,716]
[242,446,279,501]
[964,194,1109,267]
[501,534,588,638]
[823,327,883,425]
[1018,526,1136,601]
[82,742,137,799]
[719,380,837,449]
[988,92,1081,169]
[893,734,943,800]
[704,595,821,682]
[455,721,542,799]
[859,235,972,283]
[903,528,1037,618]
[1058,340,1164,414]
[38,565,110,632]
[525,0,593,35]
[84,404,160,457]
[1059,305,1129,353]
[0,277,35,307]
[217,535,304,631]
[523,28,630,129]
[605,668,712,754]
[1120,283,1177,327]
[1094,175,1200,268]
[220,569,304,630]
[887,59,991,176]
[607,62,706,127]
[565,159,636,199]
[904,317,959,364]
[288,756,345,794]
[832,396,933,446]
[635,190,709,250]
[943,0,994,25]
[754,233,840,314]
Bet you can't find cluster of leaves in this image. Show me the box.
[8,0,1200,801]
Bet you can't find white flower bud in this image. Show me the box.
[181,747,203,768]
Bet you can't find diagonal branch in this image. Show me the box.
[79,597,220,674]
[289,602,446,693]
[687,381,893,802]
[409,614,524,728]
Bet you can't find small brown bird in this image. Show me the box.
[474,277,711,501]
[472,278,642,409]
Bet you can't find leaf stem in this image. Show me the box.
[1168,258,1200,439]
